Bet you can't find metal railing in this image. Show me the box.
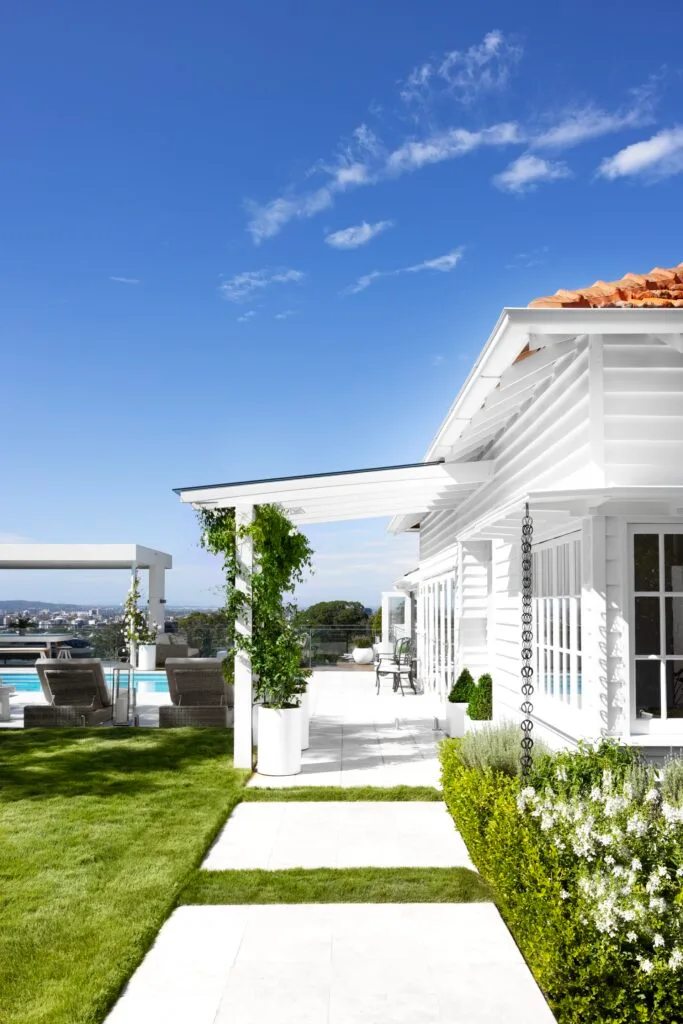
[301,626,375,668]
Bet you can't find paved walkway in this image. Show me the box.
[202,801,475,870]
[250,670,444,788]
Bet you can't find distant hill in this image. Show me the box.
[0,600,90,612]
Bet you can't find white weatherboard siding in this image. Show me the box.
[491,540,521,726]
[460,542,490,681]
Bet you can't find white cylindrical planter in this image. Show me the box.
[465,715,489,734]
[445,702,468,738]
[300,690,310,750]
[257,706,302,776]
[352,648,374,664]
[138,644,156,671]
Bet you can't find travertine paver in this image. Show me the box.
[105,904,557,1024]
[202,800,475,870]
[248,671,444,788]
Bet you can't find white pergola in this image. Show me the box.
[174,459,493,767]
[0,544,172,627]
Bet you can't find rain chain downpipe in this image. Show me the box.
[520,502,534,776]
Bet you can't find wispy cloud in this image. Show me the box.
[386,122,520,174]
[493,154,571,193]
[220,268,305,303]
[109,276,140,285]
[432,354,446,366]
[506,246,549,269]
[400,30,523,106]
[344,247,463,295]
[597,126,683,181]
[532,105,650,150]
[274,310,296,320]
[237,310,257,323]
[325,220,394,250]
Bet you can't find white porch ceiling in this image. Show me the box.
[174,460,494,525]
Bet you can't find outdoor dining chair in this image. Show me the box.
[375,637,416,696]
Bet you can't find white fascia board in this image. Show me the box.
[0,543,172,570]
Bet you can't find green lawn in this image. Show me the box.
[182,866,491,904]
[0,729,249,1024]
[242,784,442,801]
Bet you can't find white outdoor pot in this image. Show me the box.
[465,714,490,734]
[137,644,156,671]
[300,689,310,750]
[352,647,374,665]
[445,702,468,738]
[257,705,302,776]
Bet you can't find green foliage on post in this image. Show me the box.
[467,672,493,720]
[447,667,475,704]
[197,505,314,709]
[122,571,157,657]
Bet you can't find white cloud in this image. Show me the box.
[597,126,683,181]
[220,268,305,303]
[237,310,257,323]
[110,276,140,284]
[401,30,523,105]
[505,246,549,269]
[533,104,650,150]
[432,355,445,366]
[386,122,520,174]
[344,247,463,295]
[274,310,296,320]
[325,220,394,250]
[493,154,571,193]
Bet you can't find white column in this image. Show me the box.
[129,564,137,670]
[148,564,166,632]
[234,504,254,770]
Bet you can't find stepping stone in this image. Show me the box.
[105,904,557,1023]
[201,802,476,870]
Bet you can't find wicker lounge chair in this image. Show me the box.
[26,659,114,727]
[159,658,234,727]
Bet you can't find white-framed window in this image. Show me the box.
[532,535,582,709]
[632,528,683,724]
[417,569,457,698]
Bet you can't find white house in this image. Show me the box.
[176,262,683,764]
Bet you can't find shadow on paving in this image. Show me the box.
[0,728,235,802]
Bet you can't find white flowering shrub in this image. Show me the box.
[441,735,683,1023]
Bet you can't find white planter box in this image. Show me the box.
[352,648,374,664]
[137,644,156,671]
[465,714,490,734]
[300,689,310,750]
[257,706,302,776]
[445,702,468,738]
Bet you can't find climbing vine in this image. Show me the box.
[197,504,313,707]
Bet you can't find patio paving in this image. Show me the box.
[202,801,475,870]
[104,903,557,1024]
[249,670,444,789]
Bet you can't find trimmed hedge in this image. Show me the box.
[467,672,492,720]
[448,667,474,704]
[440,740,683,1024]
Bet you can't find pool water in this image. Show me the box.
[0,671,170,694]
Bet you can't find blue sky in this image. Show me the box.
[1,1,682,607]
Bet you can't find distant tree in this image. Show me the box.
[177,610,231,656]
[294,601,369,628]
[8,614,36,632]
[90,621,127,660]
[369,607,382,638]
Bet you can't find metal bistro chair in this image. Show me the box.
[375,636,416,696]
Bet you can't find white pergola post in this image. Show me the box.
[147,564,166,633]
[129,563,138,670]
[233,504,254,770]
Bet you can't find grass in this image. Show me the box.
[0,728,249,1024]
[242,785,442,801]
[181,866,491,904]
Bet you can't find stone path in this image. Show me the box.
[249,671,444,788]
[202,801,475,870]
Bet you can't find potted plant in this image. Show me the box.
[123,571,158,670]
[466,672,493,733]
[198,503,313,776]
[351,635,374,664]
[445,668,474,737]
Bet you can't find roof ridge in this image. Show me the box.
[529,262,683,309]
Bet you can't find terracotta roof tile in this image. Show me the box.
[529,262,683,308]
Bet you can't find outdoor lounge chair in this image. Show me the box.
[159,658,234,727]
[375,637,416,696]
[26,659,114,727]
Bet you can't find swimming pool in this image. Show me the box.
[0,671,170,694]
